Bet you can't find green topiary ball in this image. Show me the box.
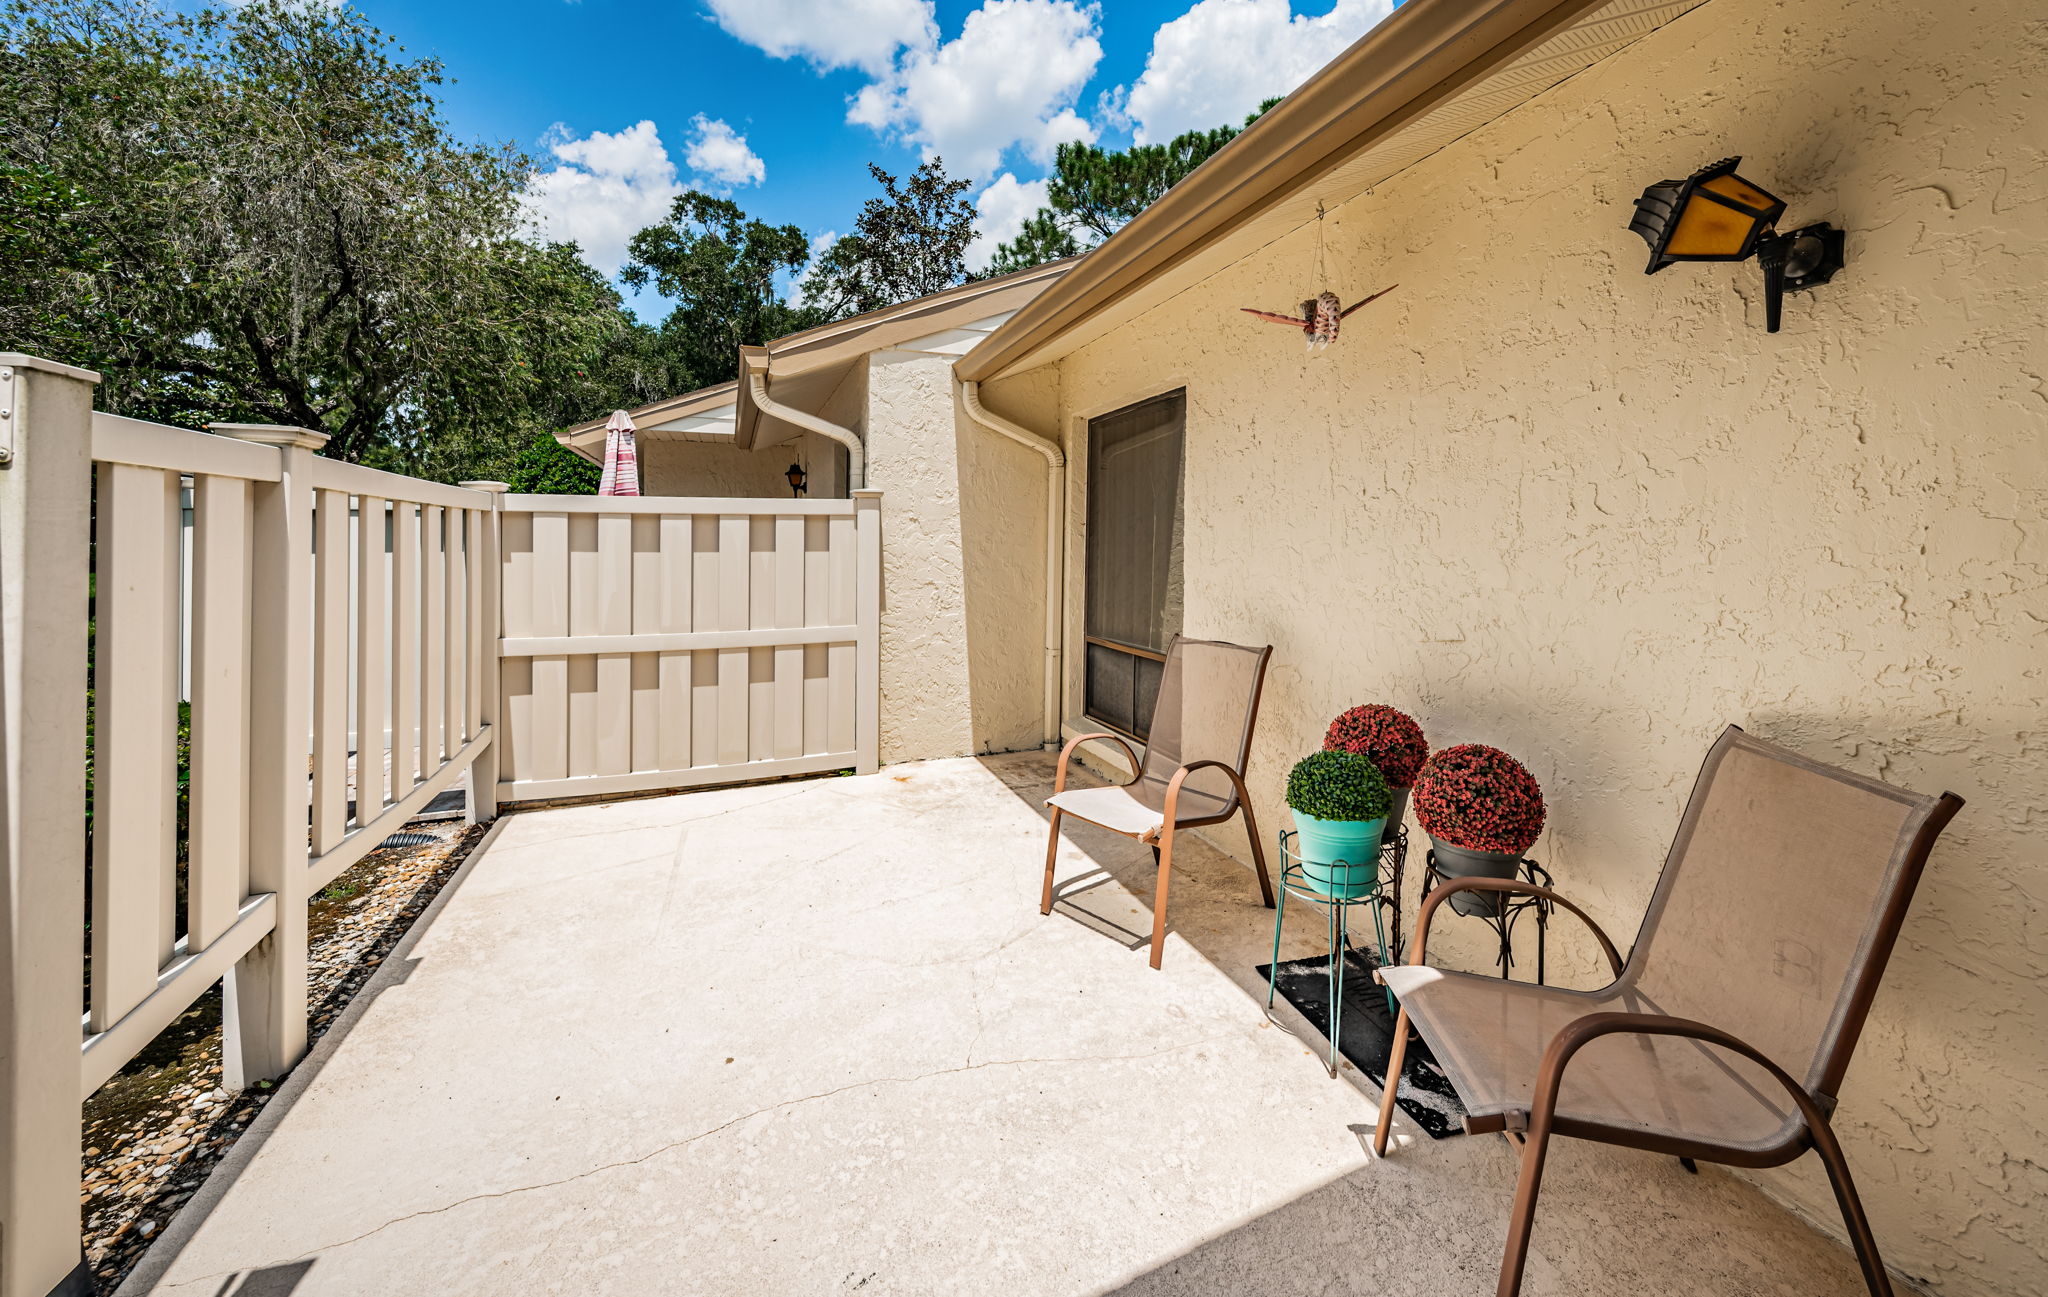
[1285,749,1391,823]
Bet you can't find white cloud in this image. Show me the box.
[1123,0,1393,144]
[703,0,936,74]
[965,173,1050,272]
[847,0,1103,182]
[684,115,766,188]
[786,229,842,308]
[521,120,683,277]
[1027,108,1097,166]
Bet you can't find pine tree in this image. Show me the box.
[984,99,1281,277]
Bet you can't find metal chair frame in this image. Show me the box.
[1369,727,1963,1297]
[1039,642,1276,970]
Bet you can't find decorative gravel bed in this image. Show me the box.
[81,818,486,1291]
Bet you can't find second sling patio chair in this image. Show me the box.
[1040,636,1276,970]
[1371,724,1963,1297]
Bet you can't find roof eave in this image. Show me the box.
[955,0,1613,383]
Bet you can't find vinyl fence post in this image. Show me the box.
[852,489,882,775]
[0,354,100,1297]
[457,482,507,824]
[215,425,327,1089]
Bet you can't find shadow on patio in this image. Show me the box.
[118,754,1884,1296]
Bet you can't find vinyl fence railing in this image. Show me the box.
[0,354,884,1297]
[0,356,499,1297]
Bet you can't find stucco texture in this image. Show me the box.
[861,350,1053,764]
[1033,0,2047,1292]
[635,428,846,499]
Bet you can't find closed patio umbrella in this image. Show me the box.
[599,409,640,496]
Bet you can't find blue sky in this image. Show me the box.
[344,1,1396,317]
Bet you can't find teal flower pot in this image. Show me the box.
[1428,838,1524,916]
[1292,812,1387,898]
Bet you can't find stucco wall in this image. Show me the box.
[860,351,1054,763]
[963,365,1064,755]
[636,427,846,499]
[1037,0,2047,1291]
[866,349,976,763]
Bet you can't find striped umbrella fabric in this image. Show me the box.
[599,409,640,496]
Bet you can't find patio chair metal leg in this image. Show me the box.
[1809,1111,1896,1296]
[1371,1005,1412,1155]
[1040,808,1064,915]
[1496,1107,1556,1297]
[1148,830,1175,970]
[1238,794,1276,908]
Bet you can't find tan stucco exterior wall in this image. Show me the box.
[634,429,838,498]
[860,350,1057,763]
[866,349,974,762]
[1034,0,2047,1291]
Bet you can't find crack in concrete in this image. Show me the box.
[174,1032,1242,1286]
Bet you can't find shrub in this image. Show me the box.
[1286,749,1391,823]
[1323,704,1428,787]
[1412,744,1546,854]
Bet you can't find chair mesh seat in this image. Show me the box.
[1380,967,1802,1152]
[1046,783,1231,838]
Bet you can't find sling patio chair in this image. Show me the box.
[1371,724,1963,1297]
[1040,636,1276,970]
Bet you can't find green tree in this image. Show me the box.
[801,160,976,318]
[502,432,602,494]
[984,100,1280,276]
[620,191,820,391]
[0,0,639,477]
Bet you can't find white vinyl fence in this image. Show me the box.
[0,355,883,1297]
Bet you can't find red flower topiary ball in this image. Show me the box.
[1412,744,1546,855]
[1323,704,1428,788]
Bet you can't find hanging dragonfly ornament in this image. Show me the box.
[1240,202,1396,352]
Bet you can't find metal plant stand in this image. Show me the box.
[1266,827,1409,1076]
[1420,851,1553,983]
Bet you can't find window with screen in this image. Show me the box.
[1083,390,1185,740]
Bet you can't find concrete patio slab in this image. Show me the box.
[122,754,1886,1296]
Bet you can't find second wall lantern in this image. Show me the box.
[1629,156,1845,333]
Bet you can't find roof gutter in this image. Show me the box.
[742,348,866,489]
[955,0,1610,382]
[957,378,1065,750]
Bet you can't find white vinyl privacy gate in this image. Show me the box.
[496,495,880,803]
[0,354,879,1297]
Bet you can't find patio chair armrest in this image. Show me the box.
[1054,730,1141,794]
[1405,878,1625,979]
[1524,1011,1832,1144]
[1149,760,1248,844]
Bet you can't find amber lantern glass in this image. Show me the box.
[1629,157,1787,272]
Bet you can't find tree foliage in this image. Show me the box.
[0,0,663,478]
[621,191,820,390]
[801,160,976,318]
[984,99,1281,277]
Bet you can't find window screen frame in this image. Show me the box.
[1081,388,1186,742]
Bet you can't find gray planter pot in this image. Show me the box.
[1385,785,1411,838]
[1427,838,1523,916]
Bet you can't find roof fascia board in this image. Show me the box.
[955,0,1609,382]
[765,265,1069,377]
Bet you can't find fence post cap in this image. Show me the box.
[0,353,102,384]
[458,480,511,494]
[851,488,884,500]
[210,423,330,451]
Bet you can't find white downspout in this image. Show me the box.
[747,367,865,489]
[958,377,1065,751]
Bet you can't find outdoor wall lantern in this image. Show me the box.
[785,462,807,497]
[1628,156,1845,333]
